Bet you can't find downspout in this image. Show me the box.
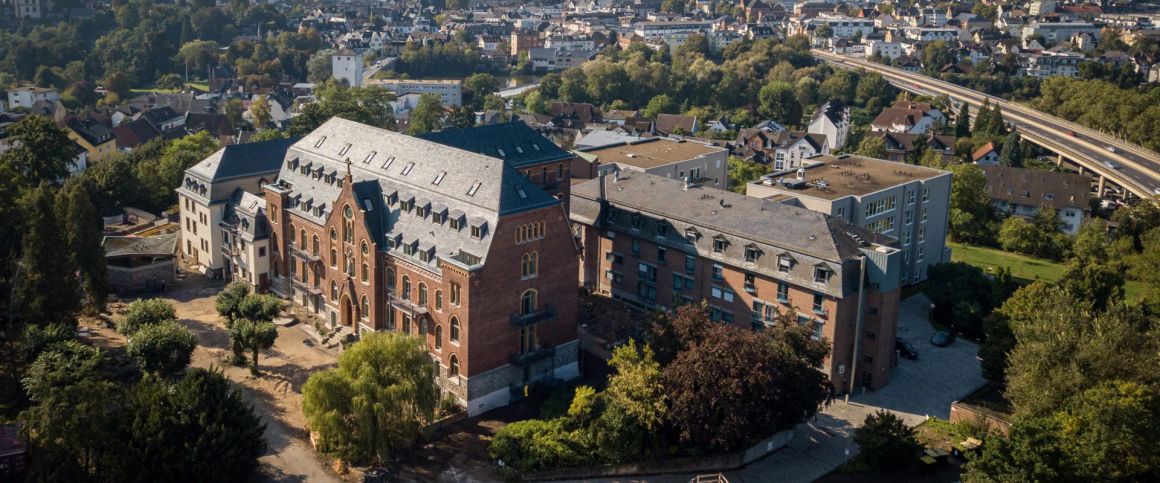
[847,254,868,401]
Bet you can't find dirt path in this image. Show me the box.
[89,272,345,482]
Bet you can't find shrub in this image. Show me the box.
[488,418,589,473]
[126,320,197,375]
[119,298,176,335]
[853,410,921,471]
[21,323,75,361]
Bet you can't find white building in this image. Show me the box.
[367,79,462,107]
[7,86,60,109]
[903,27,960,42]
[633,20,713,49]
[176,138,297,280]
[808,101,851,152]
[866,40,904,60]
[332,51,364,88]
[1021,50,1084,78]
[1022,21,1100,43]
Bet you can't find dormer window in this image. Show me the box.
[470,218,486,239]
[496,147,506,157]
[631,213,645,230]
[656,223,669,239]
[712,235,728,253]
[778,255,793,273]
[745,245,761,263]
[813,266,830,284]
[685,228,699,244]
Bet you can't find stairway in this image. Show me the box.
[322,326,355,350]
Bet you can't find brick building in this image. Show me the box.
[263,118,579,415]
[571,172,904,392]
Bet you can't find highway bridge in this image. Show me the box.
[813,49,1160,200]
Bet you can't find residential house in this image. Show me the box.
[972,142,1000,165]
[808,101,851,151]
[366,79,463,107]
[65,118,117,163]
[6,86,59,109]
[981,165,1090,235]
[877,132,958,164]
[571,171,904,392]
[736,129,829,170]
[654,113,698,135]
[870,100,946,134]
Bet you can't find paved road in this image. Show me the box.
[570,294,983,483]
[813,49,1160,199]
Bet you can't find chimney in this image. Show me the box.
[598,171,607,201]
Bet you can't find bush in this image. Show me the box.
[853,410,921,471]
[488,418,589,474]
[21,323,75,361]
[119,298,176,335]
[126,320,197,375]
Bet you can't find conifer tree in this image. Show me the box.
[57,180,107,313]
[955,103,971,138]
[14,184,81,325]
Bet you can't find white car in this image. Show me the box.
[1105,145,1117,153]
[1102,160,1122,170]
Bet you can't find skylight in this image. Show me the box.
[433,171,446,185]
[401,162,414,175]
[314,136,327,148]
[338,143,352,156]
[467,181,482,197]
[363,151,377,164]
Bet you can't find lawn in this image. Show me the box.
[947,241,1147,301]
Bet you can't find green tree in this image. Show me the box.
[997,217,1038,254]
[604,339,667,432]
[250,94,271,128]
[758,81,800,124]
[302,332,439,462]
[57,180,108,313]
[13,184,81,326]
[306,49,335,83]
[815,23,833,39]
[523,89,547,114]
[463,72,500,111]
[21,322,76,361]
[955,103,971,137]
[134,131,219,211]
[727,156,768,193]
[407,93,444,135]
[964,417,1074,483]
[998,132,1022,167]
[948,163,996,244]
[921,40,955,74]
[918,149,946,168]
[126,320,197,376]
[229,318,278,375]
[0,115,77,190]
[288,81,396,136]
[225,99,245,129]
[642,93,677,119]
[853,410,921,471]
[1057,258,1124,311]
[119,298,177,336]
[216,282,252,324]
[177,40,222,76]
[856,136,888,158]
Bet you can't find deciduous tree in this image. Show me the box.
[126,320,196,376]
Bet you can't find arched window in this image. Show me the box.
[520,290,537,315]
[449,354,459,377]
[300,229,307,248]
[360,295,370,320]
[330,248,337,267]
[330,280,338,300]
[449,317,460,342]
[386,267,396,291]
[330,227,337,241]
[521,252,538,277]
[402,276,411,300]
[361,240,369,255]
[435,324,443,350]
[361,262,369,282]
[435,290,443,311]
[312,235,320,255]
[450,282,461,305]
[418,283,428,306]
[342,205,354,243]
[345,251,354,276]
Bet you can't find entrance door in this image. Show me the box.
[340,296,354,327]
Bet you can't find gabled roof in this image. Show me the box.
[972,142,998,161]
[416,121,572,168]
[66,118,115,146]
[187,136,300,184]
[981,165,1090,211]
[812,100,847,125]
[655,114,697,135]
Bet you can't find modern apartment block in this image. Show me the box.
[746,155,952,285]
[262,118,579,415]
[571,172,904,392]
[177,137,298,280]
[575,137,729,190]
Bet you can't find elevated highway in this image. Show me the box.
[813,49,1160,200]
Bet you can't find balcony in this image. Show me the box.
[289,246,323,264]
[387,291,429,315]
[291,278,323,295]
[510,304,556,328]
[509,346,555,367]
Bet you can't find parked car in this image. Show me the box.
[930,331,955,347]
[896,338,918,360]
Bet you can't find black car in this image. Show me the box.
[895,338,918,360]
[930,331,955,347]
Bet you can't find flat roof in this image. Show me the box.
[752,154,949,200]
[581,138,725,170]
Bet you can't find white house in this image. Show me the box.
[6,86,60,109]
[332,51,364,88]
[808,101,850,151]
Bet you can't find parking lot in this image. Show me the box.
[850,293,987,419]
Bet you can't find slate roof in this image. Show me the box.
[103,233,179,258]
[181,136,299,202]
[570,172,895,297]
[981,165,1090,211]
[66,118,115,146]
[813,100,847,125]
[274,117,560,270]
[416,121,572,168]
[113,118,161,149]
[225,190,270,241]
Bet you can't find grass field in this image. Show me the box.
[948,241,1147,301]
